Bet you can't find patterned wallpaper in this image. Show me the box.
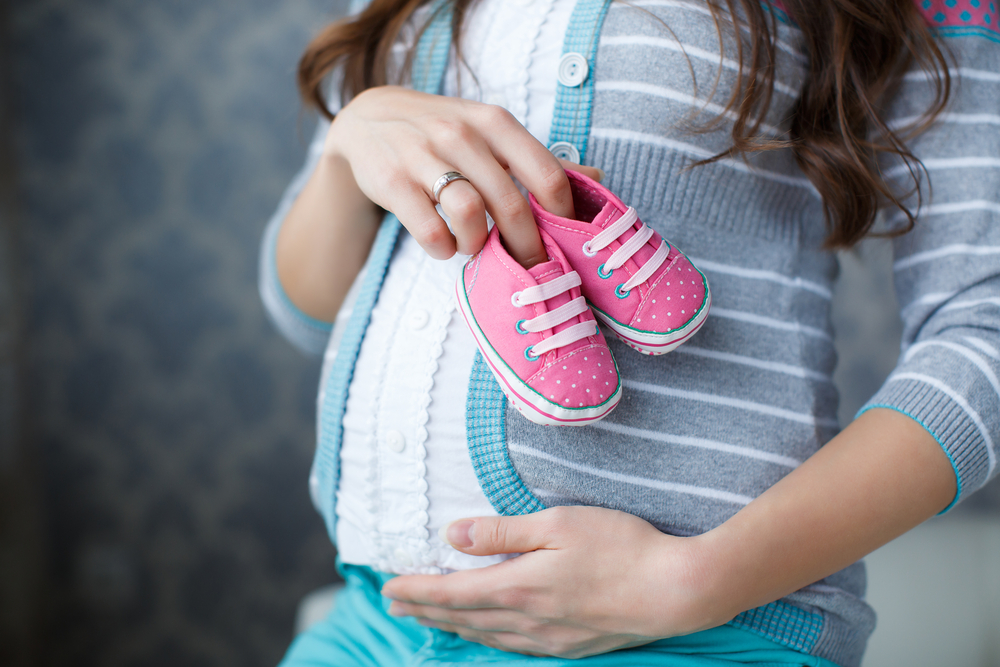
[3,1,998,666]
[8,1,348,665]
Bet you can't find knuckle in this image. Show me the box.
[417,221,452,250]
[482,518,508,550]
[544,505,571,526]
[538,163,568,193]
[429,118,474,146]
[450,191,484,220]
[495,586,527,610]
[427,588,452,607]
[495,190,530,221]
[481,104,514,127]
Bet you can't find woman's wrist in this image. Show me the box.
[640,530,738,639]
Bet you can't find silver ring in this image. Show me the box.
[432,171,470,203]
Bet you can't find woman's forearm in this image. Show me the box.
[689,407,956,627]
[276,150,382,322]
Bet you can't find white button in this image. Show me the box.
[548,141,580,164]
[384,430,406,453]
[408,309,429,330]
[557,52,589,87]
[393,547,413,567]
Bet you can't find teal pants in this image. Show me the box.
[279,564,839,667]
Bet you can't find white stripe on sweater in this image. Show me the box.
[596,80,783,136]
[591,420,802,467]
[904,340,1000,404]
[599,35,799,97]
[624,380,840,428]
[899,291,957,318]
[613,0,807,63]
[688,257,832,299]
[903,67,1000,84]
[887,113,1000,132]
[675,345,832,382]
[507,443,754,505]
[941,297,1000,313]
[964,336,1000,360]
[884,156,1000,180]
[888,372,996,477]
[710,307,831,341]
[888,201,1000,229]
[895,242,1000,271]
[589,127,818,191]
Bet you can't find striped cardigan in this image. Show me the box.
[260,2,1000,665]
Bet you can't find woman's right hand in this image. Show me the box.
[326,85,602,267]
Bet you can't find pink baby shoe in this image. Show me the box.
[456,225,622,426]
[531,170,711,355]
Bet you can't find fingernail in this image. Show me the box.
[387,602,405,617]
[595,168,606,182]
[438,520,475,548]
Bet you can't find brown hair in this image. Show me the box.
[298,0,950,249]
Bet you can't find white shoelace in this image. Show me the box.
[512,271,597,358]
[582,207,672,294]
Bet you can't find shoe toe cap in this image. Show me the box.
[529,345,619,409]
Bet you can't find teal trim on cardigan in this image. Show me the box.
[466,353,546,516]
[312,1,453,542]
[857,403,962,514]
[930,25,1000,42]
[548,0,612,162]
[728,600,824,655]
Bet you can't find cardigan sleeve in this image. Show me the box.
[858,31,1000,510]
[258,115,335,355]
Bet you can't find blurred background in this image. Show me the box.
[0,1,997,667]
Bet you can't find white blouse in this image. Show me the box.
[331,0,577,575]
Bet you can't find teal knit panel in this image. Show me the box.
[312,0,453,543]
[547,0,612,161]
[728,599,824,654]
[466,353,546,516]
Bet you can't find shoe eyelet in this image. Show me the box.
[597,263,613,279]
[615,284,630,299]
[515,319,530,334]
[511,291,523,307]
[524,346,540,361]
[582,241,597,257]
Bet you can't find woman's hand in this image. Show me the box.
[379,506,723,658]
[327,86,603,267]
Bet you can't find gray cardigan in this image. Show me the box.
[260,2,1000,665]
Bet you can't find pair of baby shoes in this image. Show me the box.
[456,170,711,426]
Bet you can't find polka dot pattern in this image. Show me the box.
[530,347,620,409]
[919,0,998,36]
[772,0,998,35]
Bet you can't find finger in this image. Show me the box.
[381,560,523,608]
[389,602,519,632]
[436,179,488,256]
[390,181,457,260]
[439,512,557,556]
[440,137,546,268]
[444,627,550,657]
[473,107,577,221]
[556,158,605,184]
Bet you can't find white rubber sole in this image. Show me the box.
[593,286,712,356]
[456,279,622,426]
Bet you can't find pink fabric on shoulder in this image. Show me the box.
[769,0,998,36]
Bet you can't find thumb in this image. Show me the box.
[438,514,551,556]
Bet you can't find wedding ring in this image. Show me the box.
[431,171,470,203]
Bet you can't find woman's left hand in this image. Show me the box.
[379,506,725,658]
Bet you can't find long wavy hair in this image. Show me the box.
[297,0,950,249]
